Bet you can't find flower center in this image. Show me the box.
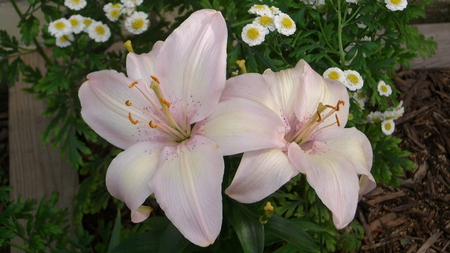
[281,17,293,29]
[328,71,340,80]
[132,19,144,29]
[259,16,273,26]
[125,76,190,142]
[381,85,388,92]
[70,19,79,26]
[289,100,345,145]
[55,22,66,30]
[247,28,260,40]
[96,25,106,35]
[111,9,120,18]
[347,74,359,84]
[390,0,401,4]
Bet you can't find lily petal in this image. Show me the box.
[79,70,170,149]
[150,135,223,247]
[226,148,298,203]
[288,127,373,229]
[106,141,165,222]
[196,98,286,156]
[295,60,349,127]
[126,41,164,83]
[154,9,227,125]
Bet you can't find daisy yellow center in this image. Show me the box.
[55,22,66,30]
[60,35,69,42]
[255,5,265,9]
[281,17,293,28]
[289,100,345,145]
[96,26,106,35]
[381,85,388,92]
[71,0,80,3]
[259,16,272,26]
[70,19,79,26]
[84,19,93,26]
[132,19,144,29]
[372,117,382,123]
[390,0,401,4]
[357,92,365,99]
[112,4,121,8]
[328,71,340,80]
[111,9,120,18]
[247,28,260,40]
[385,122,392,130]
[347,74,359,84]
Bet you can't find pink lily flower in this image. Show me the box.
[79,9,285,247]
[224,60,376,229]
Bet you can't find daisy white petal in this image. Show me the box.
[64,0,87,11]
[68,15,85,34]
[248,4,272,16]
[343,70,364,91]
[241,23,269,46]
[377,80,392,96]
[352,89,368,102]
[381,119,395,135]
[385,0,408,11]
[125,11,150,35]
[48,18,72,37]
[87,21,111,42]
[366,111,384,123]
[274,13,296,36]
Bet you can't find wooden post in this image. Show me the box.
[8,49,78,252]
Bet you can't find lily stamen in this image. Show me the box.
[149,121,157,128]
[128,112,139,125]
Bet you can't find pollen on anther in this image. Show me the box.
[150,75,160,84]
[316,110,322,122]
[336,100,345,111]
[128,112,139,125]
[160,98,171,108]
[125,100,132,106]
[129,81,138,88]
[149,121,157,128]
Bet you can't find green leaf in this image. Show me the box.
[265,215,320,253]
[20,16,40,46]
[225,199,264,253]
[110,230,163,253]
[107,210,122,253]
[158,223,189,253]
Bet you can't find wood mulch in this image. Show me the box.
[358,68,450,253]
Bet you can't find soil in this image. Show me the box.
[358,68,450,253]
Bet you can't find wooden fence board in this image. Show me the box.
[8,50,78,252]
[409,23,450,69]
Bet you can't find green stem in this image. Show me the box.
[9,0,53,66]
[336,0,346,68]
[230,19,255,28]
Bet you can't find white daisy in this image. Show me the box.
[104,3,124,22]
[121,0,143,8]
[354,99,365,110]
[384,102,404,120]
[55,33,74,48]
[248,5,272,16]
[377,80,392,96]
[68,15,85,34]
[381,119,395,135]
[269,6,282,15]
[241,23,269,46]
[323,67,346,84]
[346,0,358,3]
[253,15,276,32]
[125,11,150,35]
[367,111,384,123]
[64,0,87,11]
[87,21,111,42]
[274,13,296,36]
[353,89,369,103]
[82,17,95,32]
[48,18,72,37]
[385,0,408,11]
[343,70,364,91]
